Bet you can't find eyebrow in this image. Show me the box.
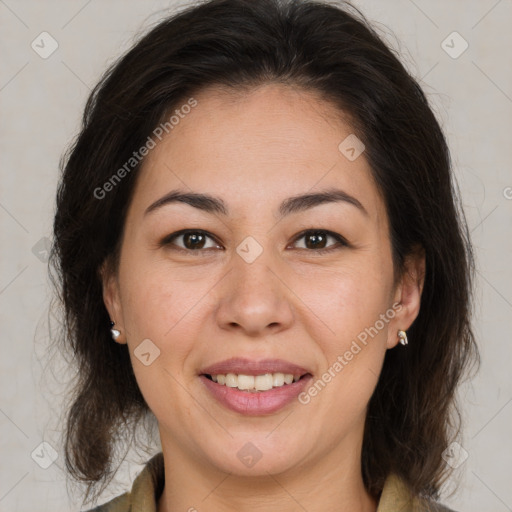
[144,187,368,219]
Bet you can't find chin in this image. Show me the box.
[198,432,308,477]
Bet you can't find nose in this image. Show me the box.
[214,247,295,338]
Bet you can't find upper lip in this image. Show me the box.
[199,357,311,376]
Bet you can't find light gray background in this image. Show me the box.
[1,1,511,511]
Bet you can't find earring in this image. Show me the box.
[110,320,121,341]
[398,330,408,346]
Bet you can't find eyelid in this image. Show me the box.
[290,229,349,251]
[160,229,223,252]
[160,228,349,254]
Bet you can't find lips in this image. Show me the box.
[199,372,314,415]
[198,357,314,415]
[199,357,312,377]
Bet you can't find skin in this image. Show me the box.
[102,83,425,512]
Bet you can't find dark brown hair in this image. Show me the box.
[49,0,479,506]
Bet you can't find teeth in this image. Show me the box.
[255,374,273,390]
[273,373,284,387]
[225,374,238,388]
[238,374,256,390]
[209,372,303,392]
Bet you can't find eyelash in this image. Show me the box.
[160,229,349,255]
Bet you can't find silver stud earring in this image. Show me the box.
[398,330,408,346]
[110,320,121,341]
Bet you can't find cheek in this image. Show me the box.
[300,260,391,338]
[120,256,205,338]
[298,264,390,405]
[118,264,210,396]
[118,268,204,415]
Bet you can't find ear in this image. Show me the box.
[99,259,127,345]
[387,245,426,349]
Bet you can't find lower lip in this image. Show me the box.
[200,374,313,415]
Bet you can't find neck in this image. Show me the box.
[156,433,378,512]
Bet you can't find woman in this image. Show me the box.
[49,0,479,510]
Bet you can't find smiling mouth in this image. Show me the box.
[201,372,311,392]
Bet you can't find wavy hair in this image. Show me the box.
[49,0,480,505]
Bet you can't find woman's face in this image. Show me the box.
[102,83,424,477]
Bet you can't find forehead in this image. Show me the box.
[129,83,387,228]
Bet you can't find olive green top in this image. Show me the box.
[85,452,456,512]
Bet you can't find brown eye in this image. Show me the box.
[304,231,328,249]
[162,230,221,252]
[160,228,348,255]
[292,230,348,253]
[181,232,207,250]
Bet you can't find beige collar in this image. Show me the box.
[117,452,447,512]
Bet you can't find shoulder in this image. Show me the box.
[82,492,130,512]
[414,499,459,512]
[81,452,165,512]
[378,472,460,512]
